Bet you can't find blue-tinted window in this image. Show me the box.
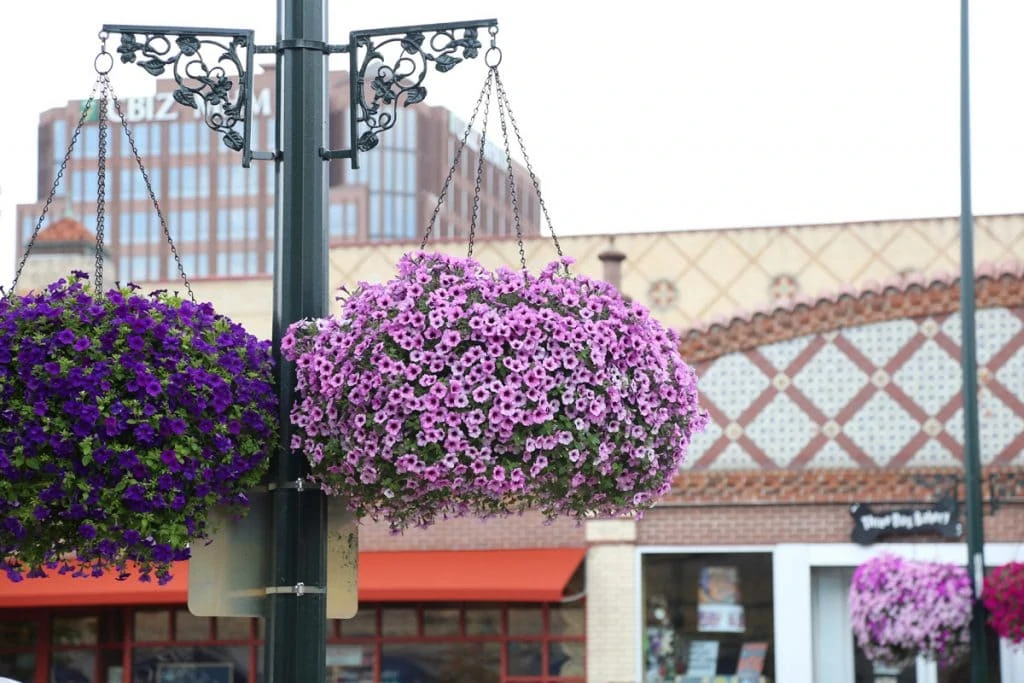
[265,207,274,240]
[405,151,416,193]
[217,165,258,196]
[21,215,35,242]
[148,125,162,156]
[329,204,342,239]
[216,208,254,242]
[180,121,197,153]
[132,211,152,243]
[167,168,180,199]
[369,198,381,238]
[53,120,68,159]
[197,122,210,153]
[197,211,210,241]
[178,253,197,277]
[264,250,274,274]
[194,252,210,277]
[346,205,357,237]
[168,124,180,154]
[245,251,258,273]
[130,125,148,158]
[129,255,148,282]
[383,197,394,239]
[82,126,99,158]
[216,252,227,274]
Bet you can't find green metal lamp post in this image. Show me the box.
[102,1,497,680]
[959,0,991,680]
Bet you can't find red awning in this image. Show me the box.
[0,548,585,607]
[359,548,586,602]
[0,566,189,608]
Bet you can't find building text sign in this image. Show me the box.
[83,87,273,123]
[850,496,962,545]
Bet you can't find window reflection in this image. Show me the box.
[380,642,499,683]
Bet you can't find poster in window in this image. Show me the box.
[737,641,768,680]
[697,566,745,633]
[155,663,232,683]
[685,639,719,677]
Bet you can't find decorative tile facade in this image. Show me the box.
[685,300,1024,471]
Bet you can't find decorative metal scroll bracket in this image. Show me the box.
[101,24,263,167]
[335,18,498,169]
[101,18,497,169]
[911,471,1013,516]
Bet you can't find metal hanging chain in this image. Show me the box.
[7,80,102,297]
[493,72,527,272]
[466,78,493,259]
[109,87,196,303]
[492,68,566,269]
[94,77,110,292]
[421,69,495,251]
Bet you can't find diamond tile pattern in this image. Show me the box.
[891,340,963,416]
[757,336,812,372]
[743,394,819,467]
[842,393,921,466]
[697,353,771,420]
[688,305,1024,469]
[791,343,868,417]
[945,392,1024,464]
[841,319,919,368]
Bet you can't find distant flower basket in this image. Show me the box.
[983,561,1024,644]
[283,251,706,530]
[849,553,973,669]
[0,274,277,583]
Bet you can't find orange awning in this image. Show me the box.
[0,548,585,607]
[0,564,189,608]
[359,548,586,602]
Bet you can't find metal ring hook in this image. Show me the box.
[485,46,502,69]
[95,31,113,75]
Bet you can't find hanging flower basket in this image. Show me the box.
[284,251,706,530]
[849,553,973,668]
[0,274,277,582]
[983,561,1024,644]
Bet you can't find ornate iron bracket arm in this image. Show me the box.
[911,471,1010,516]
[325,18,497,169]
[101,24,263,167]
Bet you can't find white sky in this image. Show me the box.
[4,0,1024,287]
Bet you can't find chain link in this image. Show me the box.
[494,75,527,272]
[421,69,494,252]
[94,77,110,292]
[466,79,493,259]
[493,69,566,271]
[8,81,101,296]
[110,89,196,303]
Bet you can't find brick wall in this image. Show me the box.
[637,503,1024,546]
[356,511,586,551]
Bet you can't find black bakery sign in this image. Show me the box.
[849,496,962,545]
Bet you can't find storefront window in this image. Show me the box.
[2,602,583,683]
[642,552,775,682]
[132,645,250,683]
[464,607,501,636]
[53,616,99,646]
[327,643,374,682]
[381,642,500,683]
[0,622,35,683]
